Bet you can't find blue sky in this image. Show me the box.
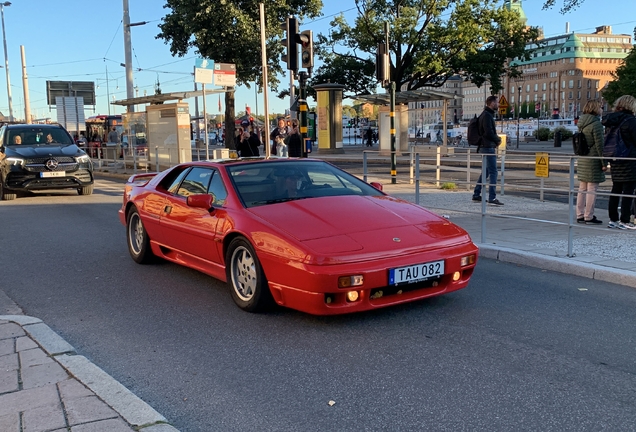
[0,0,632,121]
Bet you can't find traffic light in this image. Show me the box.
[299,29,313,70]
[281,16,299,72]
[376,42,389,86]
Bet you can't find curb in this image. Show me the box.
[0,315,179,432]
[478,245,636,287]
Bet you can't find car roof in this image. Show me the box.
[5,123,66,130]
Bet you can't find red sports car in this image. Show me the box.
[119,158,478,315]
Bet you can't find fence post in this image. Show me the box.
[500,148,506,196]
[480,154,487,244]
[415,153,420,206]
[133,146,137,175]
[409,145,414,185]
[436,146,441,187]
[466,148,471,191]
[568,157,575,257]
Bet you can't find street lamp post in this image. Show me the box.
[122,0,147,113]
[1,1,13,122]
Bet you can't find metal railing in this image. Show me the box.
[362,148,636,258]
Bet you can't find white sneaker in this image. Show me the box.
[619,222,636,230]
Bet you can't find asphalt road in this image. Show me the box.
[1,178,635,431]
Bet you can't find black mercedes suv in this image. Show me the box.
[0,124,94,200]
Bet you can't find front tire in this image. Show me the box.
[226,237,272,312]
[0,182,16,201]
[78,184,94,195]
[127,207,154,264]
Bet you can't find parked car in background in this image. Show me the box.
[119,158,478,315]
[0,124,94,200]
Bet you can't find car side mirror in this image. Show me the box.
[370,182,383,191]
[186,193,215,212]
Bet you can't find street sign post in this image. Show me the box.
[498,95,509,115]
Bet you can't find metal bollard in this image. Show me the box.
[436,146,441,187]
[363,151,368,183]
[466,148,471,191]
[155,146,160,173]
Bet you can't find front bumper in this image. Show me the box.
[262,241,479,315]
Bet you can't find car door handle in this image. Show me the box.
[164,205,172,215]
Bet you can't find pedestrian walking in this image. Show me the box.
[603,95,636,230]
[576,99,608,225]
[472,95,503,205]
[365,128,373,147]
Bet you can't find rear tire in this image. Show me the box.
[226,237,272,312]
[78,184,94,195]
[127,207,155,264]
[0,182,16,201]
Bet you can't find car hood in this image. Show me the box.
[5,144,85,159]
[248,195,471,259]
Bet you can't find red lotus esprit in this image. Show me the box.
[119,158,478,315]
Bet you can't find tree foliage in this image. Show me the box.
[312,0,539,98]
[603,49,636,107]
[542,0,585,13]
[157,0,321,147]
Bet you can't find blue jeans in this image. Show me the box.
[473,147,498,201]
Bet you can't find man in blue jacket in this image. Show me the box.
[472,96,503,205]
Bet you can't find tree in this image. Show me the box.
[312,0,539,97]
[542,0,586,13]
[157,0,321,148]
[602,48,636,107]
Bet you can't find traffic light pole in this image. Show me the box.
[298,71,308,157]
[390,81,396,184]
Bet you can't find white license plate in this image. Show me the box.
[389,260,445,285]
[40,171,66,178]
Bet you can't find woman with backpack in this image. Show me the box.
[576,100,608,225]
[602,95,636,230]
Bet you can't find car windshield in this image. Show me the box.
[227,160,384,208]
[6,127,73,146]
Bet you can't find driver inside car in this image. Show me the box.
[275,168,304,199]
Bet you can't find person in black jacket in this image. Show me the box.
[286,120,303,157]
[248,127,261,157]
[472,96,503,205]
[602,95,636,229]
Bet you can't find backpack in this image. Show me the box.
[603,118,630,159]
[467,114,482,146]
[572,131,589,156]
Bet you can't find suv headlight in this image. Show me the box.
[6,157,25,167]
[76,154,91,163]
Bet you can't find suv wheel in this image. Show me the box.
[0,183,16,201]
[78,185,94,196]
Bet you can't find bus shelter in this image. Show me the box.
[355,89,463,152]
[112,89,226,167]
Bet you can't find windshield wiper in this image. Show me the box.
[250,196,311,205]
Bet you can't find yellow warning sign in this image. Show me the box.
[535,152,549,178]
[498,95,509,108]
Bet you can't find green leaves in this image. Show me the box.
[603,49,636,107]
[312,0,538,96]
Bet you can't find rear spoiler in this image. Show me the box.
[126,172,157,186]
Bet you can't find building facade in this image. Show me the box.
[507,25,631,119]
